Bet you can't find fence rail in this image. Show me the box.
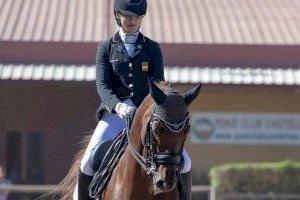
[2,185,300,200]
[219,192,300,200]
[0,185,59,193]
[0,185,213,193]
[0,185,215,199]
[192,185,215,200]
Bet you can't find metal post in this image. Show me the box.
[210,187,216,200]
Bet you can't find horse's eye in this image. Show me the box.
[153,118,160,123]
[152,119,161,127]
[186,123,190,129]
[184,125,191,134]
[152,126,159,133]
[152,122,162,134]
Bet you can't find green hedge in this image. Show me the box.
[209,160,300,193]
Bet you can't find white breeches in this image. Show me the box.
[80,113,191,176]
[80,113,126,176]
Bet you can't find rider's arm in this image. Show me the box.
[149,41,165,83]
[95,41,121,112]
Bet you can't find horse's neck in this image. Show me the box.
[105,128,152,199]
[107,104,156,198]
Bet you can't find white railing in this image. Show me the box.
[0,185,215,199]
[0,185,59,193]
[192,185,216,200]
[5,186,300,200]
[219,193,300,200]
[2,185,300,200]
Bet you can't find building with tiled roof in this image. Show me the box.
[1,0,300,187]
[1,0,300,44]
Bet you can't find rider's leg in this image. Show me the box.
[180,149,192,200]
[76,171,93,200]
[181,149,191,174]
[74,113,126,200]
[81,113,125,176]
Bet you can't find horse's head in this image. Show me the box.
[137,81,201,193]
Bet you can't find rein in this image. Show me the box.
[125,115,156,175]
[125,109,189,177]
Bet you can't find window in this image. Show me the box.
[6,131,44,184]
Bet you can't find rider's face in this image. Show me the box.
[118,12,143,34]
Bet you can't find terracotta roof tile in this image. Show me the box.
[0,0,300,44]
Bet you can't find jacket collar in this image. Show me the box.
[112,31,122,43]
[131,34,145,58]
[112,31,146,59]
[112,31,146,44]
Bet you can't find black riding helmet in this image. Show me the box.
[114,0,147,26]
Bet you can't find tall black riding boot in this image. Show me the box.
[181,171,192,200]
[77,171,93,200]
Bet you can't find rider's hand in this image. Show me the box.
[114,99,136,119]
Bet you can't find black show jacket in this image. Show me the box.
[95,32,165,119]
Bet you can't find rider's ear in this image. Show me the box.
[183,84,202,105]
[149,80,166,105]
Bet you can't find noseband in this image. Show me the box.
[126,108,189,176]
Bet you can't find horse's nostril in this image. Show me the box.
[156,180,166,189]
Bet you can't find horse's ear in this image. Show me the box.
[149,80,166,105]
[183,84,202,105]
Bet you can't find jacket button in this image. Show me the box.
[130,92,134,97]
[129,83,134,88]
[128,73,133,77]
[129,63,133,67]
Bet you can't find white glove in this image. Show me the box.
[114,99,136,119]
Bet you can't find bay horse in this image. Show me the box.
[59,81,201,200]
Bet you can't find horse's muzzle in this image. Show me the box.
[154,169,177,193]
[155,179,177,192]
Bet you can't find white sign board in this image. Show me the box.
[190,112,300,145]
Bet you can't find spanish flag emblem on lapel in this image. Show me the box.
[142,62,149,71]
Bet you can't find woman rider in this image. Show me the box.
[75,0,192,199]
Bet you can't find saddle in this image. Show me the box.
[89,129,128,198]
